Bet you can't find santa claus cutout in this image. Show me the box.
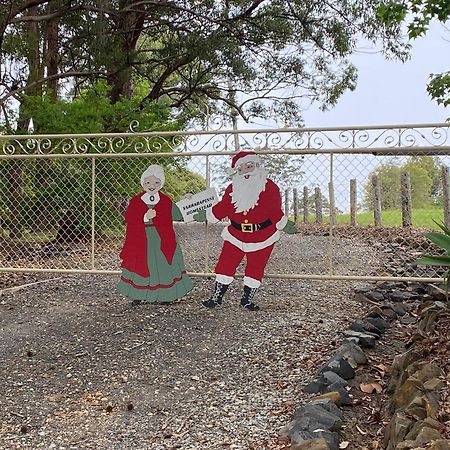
[194,151,296,310]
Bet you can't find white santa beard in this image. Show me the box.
[231,168,268,213]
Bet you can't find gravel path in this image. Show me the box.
[0,225,383,449]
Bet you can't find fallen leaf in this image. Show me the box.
[339,442,350,449]
[360,382,383,394]
[356,424,367,435]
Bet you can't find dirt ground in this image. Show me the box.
[0,227,446,450]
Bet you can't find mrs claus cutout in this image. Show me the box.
[117,165,193,304]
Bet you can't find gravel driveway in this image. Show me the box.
[0,225,383,449]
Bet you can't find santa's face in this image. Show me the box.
[231,164,268,212]
[237,161,256,179]
[143,175,162,193]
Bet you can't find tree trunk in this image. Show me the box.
[8,5,43,239]
[107,1,145,103]
[45,0,60,99]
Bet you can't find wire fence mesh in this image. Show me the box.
[1,123,450,281]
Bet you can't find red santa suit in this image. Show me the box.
[206,166,287,288]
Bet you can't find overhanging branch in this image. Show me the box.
[0,70,104,107]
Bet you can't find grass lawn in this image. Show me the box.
[300,209,445,229]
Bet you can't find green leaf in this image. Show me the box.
[424,232,450,251]
[415,255,450,266]
[433,219,450,236]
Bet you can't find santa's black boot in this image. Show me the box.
[202,282,229,308]
[240,285,260,311]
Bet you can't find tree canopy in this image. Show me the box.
[364,155,443,210]
[377,0,450,107]
[1,0,410,130]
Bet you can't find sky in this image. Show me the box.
[302,21,449,127]
[238,21,449,129]
[229,21,449,212]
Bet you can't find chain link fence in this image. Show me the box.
[1,123,449,282]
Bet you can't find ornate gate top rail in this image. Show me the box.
[1,122,449,155]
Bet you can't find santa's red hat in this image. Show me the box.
[230,151,261,169]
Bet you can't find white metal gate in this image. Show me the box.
[1,122,449,283]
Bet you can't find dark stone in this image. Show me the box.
[292,403,343,431]
[376,281,407,291]
[291,429,340,450]
[302,379,329,394]
[367,306,383,319]
[313,430,340,450]
[343,330,376,348]
[406,282,427,295]
[379,307,399,320]
[335,341,367,365]
[388,303,408,315]
[309,399,343,417]
[350,319,382,336]
[400,317,418,325]
[364,316,390,332]
[426,284,448,301]
[389,290,416,302]
[363,290,385,302]
[354,285,375,294]
[289,430,314,442]
[325,382,353,406]
[321,371,348,387]
[302,372,348,395]
[319,356,355,380]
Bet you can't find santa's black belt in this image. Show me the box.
[230,219,272,233]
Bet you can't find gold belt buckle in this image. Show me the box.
[241,223,254,232]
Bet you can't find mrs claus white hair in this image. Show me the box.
[140,164,165,188]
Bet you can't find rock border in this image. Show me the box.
[279,281,450,450]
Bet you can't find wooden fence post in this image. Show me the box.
[443,166,450,228]
[400,172,412,227]
[328,181,335,226]
[303,186,309,223]
[372,175,382,226]
[284,189,289,218]
[350,179,357,226]
[315,187,323,224]
[293,188,298,225]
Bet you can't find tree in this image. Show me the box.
[377,0,450,107]
[298,191,340,216]
[0,84,205,238]
[1,0,410,129]
[260,154,305,191]
[404,156,443,202]
[364,156,442,210]
[364,161,403,209]
[406,165,433,208]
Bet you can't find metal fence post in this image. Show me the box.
[328,154,334,275]
[91,157,96,270]
[443,165,450,228]
[204,155,210,272]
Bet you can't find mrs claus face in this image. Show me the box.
[143,175,162,193]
